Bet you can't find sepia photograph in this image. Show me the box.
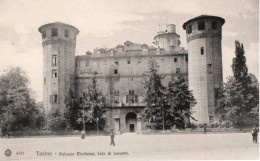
[0,0,259,160]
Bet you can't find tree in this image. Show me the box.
[80,72,106,130]
[64,88,81,130]
[143,59,168,130]
[167,73,196,129]
[216,41,259,128]
[45,109,69,131]
[0,67,43,133]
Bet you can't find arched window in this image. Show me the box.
[201,47,204,55]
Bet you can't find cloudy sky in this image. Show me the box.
[0,0,259,102]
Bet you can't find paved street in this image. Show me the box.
[0,133,258,160]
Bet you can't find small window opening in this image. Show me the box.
[114,69,118,74]
[212,21,217,30]
[198,21,205,30]
[51,28,58,37]
[42,30,46,39]
[187,25,192,34]
[65,29,69,37]
[52,55,57,66]
[52,70,57,78]
[201,47,204,55]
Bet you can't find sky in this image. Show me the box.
[0,0,259,102]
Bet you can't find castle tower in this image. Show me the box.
[38,22,79,115]
[183,15,225,124]
[154,24,181,53]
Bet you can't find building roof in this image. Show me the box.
[38,22,79,34]
[182,15,225,29]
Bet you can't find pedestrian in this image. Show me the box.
[252,126,258,144]
[203,124,207,134]
[110,129,115,146]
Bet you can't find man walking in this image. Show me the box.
[110,129,115,146]
[252,126,258,144]
[203,124,207,134]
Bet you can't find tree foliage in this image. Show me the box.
[143,59,168,130]
[64,88,81,130]
[0,67,44,133]
[45,109,69,131]
[143,60,196,129]
[167,73,196,129]
[80,72,107,130]
[216,41,259,127]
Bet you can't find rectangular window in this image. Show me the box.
[127,59,131,64]
[187,25,192,34]
[114,69,118,74]
[42,30,46,39]
[130,96,134,103]
[201,47,204,55]
[129,90,134,95]
[54,94,58,103]
[114,90,120,103]
[138,58,142,64]
[185,56,188,62]
[209,116,214,123]
[212,21,217,30]
[198,21,205,30]
[50,94,58,103]
[126,95,129,103]
[174,58,178,62]
[86,60,89,67]
[65,29,69,37]
[128,90,135,103]
[114,61,119,65]
[51,28,58,37]
[135,95,138,103]
[52,55,57,66]
[52,69,57,78]
[176,68,181,74]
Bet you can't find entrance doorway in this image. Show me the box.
[125,112,137,133]
[130,124,135,132]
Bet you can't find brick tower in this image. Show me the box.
[38,22,79,115]
[183,15,225,124]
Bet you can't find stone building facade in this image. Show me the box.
[39,15,225,133]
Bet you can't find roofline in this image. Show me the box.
[38,22,79,34]
[182,15,225,30]
[154,32,180,40]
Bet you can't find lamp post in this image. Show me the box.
[162,105,165,135]
[96,118,99,136]
[81,104,86,139]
